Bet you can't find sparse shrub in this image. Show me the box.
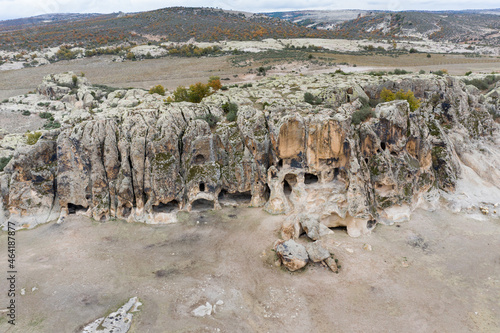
[26,131,42,145]
[149,85,166,96]
[39,112,53,119]
[409,48,417,53]
[43,120,61,130]
[392,69,410,75]
[419,70,425,74]
[197,114,219,128]
[352,106,375,125]
[22,110,31,116]
[0,156,12,172]
[220,86,228,91]
[241,83,253,88]
[465,71,472,76]
[427,54,431,58]
[463,75,499,91]
[2,99,8,103]
[222,102,238,122]
[304,92,322,105]
[72,74,78,87]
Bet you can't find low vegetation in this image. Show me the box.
[149,85,165,96]
[222,102,238,122]
[25,131,42,145]
[0,156,12,172]
[380,88,421,111]
[352,106,375,125]
[463,75,499,91]
[304,92,322,105]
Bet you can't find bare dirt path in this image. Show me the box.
[0,207,498,332]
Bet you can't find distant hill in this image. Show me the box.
[264,10,500,45]
[0,7,329,51]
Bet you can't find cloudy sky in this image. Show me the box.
[1,0,499,20]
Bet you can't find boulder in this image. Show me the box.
[305,241,330,262]
[274,239,309,271]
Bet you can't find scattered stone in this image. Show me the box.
[192,302,213,317]
[363,244,372,251]
[305,241,330,262]
[324,257,339,273]
[274,239,309,271]
[345,248,354,254]
[20,288,25,296]
[480,206,489,215]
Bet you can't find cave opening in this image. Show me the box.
[122,206,132,218]
[191,199,213,211]
[333,168,340,179]
[277,159,283,168]
[380,142,387,150]
[218,190,252,204]
[199,182,205,192]
[194,154,205,164]
[283,173,297,197]
[67,203,86,215]
[304,173,319,184]
[153,200,179,213]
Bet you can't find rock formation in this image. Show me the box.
[1,72,499,235]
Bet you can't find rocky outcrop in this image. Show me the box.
[1,72,499,234]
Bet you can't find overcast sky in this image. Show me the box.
[1,0,499,20]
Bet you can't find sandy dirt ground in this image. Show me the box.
[0,206,498,332]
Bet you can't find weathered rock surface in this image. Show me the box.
[274,239,309,271]
[82,296,141,333]
[1,72,499,231]
[305,241,331,262]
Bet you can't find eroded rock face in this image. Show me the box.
[1,72,498,232]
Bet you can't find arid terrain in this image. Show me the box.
[0,207,498,332]
[0,51,499,100]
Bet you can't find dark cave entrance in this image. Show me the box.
[304,173,319,184]
[67,203,86,215]
[191,199,213,211]
[153,200,179,214]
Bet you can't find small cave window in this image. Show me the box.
[304,173,319,184]
[122,206,132,218]
[153,200,179,213]
[194,154,206,165]
[333,168,340,179]
[364,158,369,164]
[199,182,205,192]
[380,142,387,151]
[68,203,86,215]
[283,181,292,197]
[277,159,283,168]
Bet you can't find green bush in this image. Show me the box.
[304,92,322,105]
[352,107,375,125]
[419,70,425,74]
[0,156,12,172]
[72,74,78,87]
[465,71,472,76]
[463,75,499,91]
[22,110,31,116]
[39,112,53,119]
[222,102,238,122]
[197,114,220,128]
[26,131,42,145]
[149,85,166,96]
[43,120,61,130]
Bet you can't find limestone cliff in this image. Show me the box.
[1,72,499,235]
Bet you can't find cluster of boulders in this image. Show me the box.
[1,71,499,232]
[274,213,340,272]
